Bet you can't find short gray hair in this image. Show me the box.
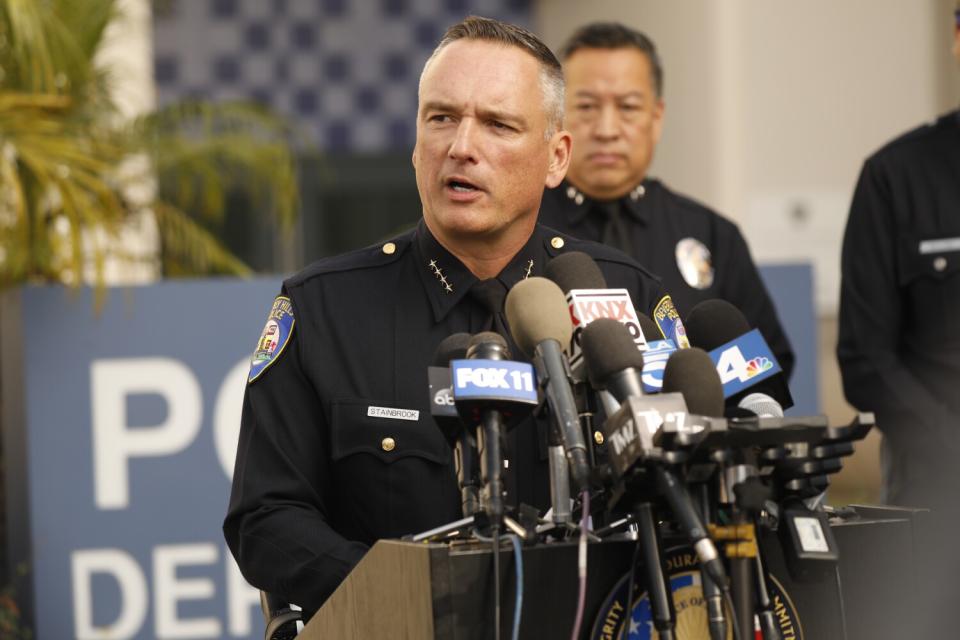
[421,16,565,138]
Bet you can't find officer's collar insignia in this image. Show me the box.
[523,259,534,279]
[248,296,295,383]
[565,185,586,206]
[428,259,454,294]
[565,183,645,205]
[675,237,714,289]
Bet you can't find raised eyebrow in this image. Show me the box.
[420,100,459,115]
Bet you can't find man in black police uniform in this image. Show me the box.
[224,17,664,620]
[539,23,794,377]
[837,7,960,633]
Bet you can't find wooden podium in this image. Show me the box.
[300,508,920,639]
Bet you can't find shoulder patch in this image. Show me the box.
[653,295,691,349]
[248,296,295,383]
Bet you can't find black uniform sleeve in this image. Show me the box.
[223,306,367,619]
[837,158,956,449]
[719,224,795,379]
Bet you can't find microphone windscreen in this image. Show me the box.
[581,318,645,389]
[684,299,750,350]
[638,314,664,342]
[544,251,607,292]
[505,277,573,357]
[661,347,724,417]
[432,332,472,366]
[466,331,511,360]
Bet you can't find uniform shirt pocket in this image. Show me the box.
[329,398,451,465]
[897,233,960,345]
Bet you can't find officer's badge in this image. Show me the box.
[675,237,714,289]
[248,296,295,383]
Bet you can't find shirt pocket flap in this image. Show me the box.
[898,233,960,285]
[329,398,450,465]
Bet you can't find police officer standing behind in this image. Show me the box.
[837,9,960,630]
[539,23,794,377]
[224,17,664,621]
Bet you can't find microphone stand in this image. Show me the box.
[634,501,676,640]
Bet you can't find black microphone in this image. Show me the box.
[463,332,511,521]
[685,299,793,412]
[581,319,727,589]
[581,317,646,402]
[544,250,607,291]
[505,277,591,491]
[430,333,472,445]
[430,333,480,516]
[661,348,725,418]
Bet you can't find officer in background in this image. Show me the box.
[539,23,794,377]
[837,6,960,633]
[224,16,664,620]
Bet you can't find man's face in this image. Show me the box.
[563,47,664,201]
[413,39,570,248]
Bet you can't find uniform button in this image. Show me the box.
[594,430,604,445]
[566,186,577,199]
[551,237,565,250]
[381,437,396,452]
[574,194,585,205]
[934,256,947,272]
[382,242,396,255]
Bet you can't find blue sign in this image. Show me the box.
[8,279,283,639]
[640,339,678,393]
[706,328,783,398]
[451,359,538,404]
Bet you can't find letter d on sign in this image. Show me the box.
[91,358,202,509]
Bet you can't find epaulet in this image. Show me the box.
[285,228,415,288]
[539,225,661,282]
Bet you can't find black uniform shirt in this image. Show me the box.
[838,110,960,498]
[223,220,663,618]
[539,179,795,378]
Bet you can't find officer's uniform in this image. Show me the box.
[838,110,960,507]
[539,179,795,378]
[223,220,663,619]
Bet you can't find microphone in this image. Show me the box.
[429,333,472,446]
[429,333,480,516]
[685,299,793,411]
[452,332,538,521]
[581,319,728,640]
[505,277,591,491]
[661,348,725,418]
[542,251,647,381]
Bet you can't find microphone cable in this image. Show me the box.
[508,534,523,640]
[569,489,590,640]
[475,529,525,640]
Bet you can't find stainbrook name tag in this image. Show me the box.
[367,406,420,421]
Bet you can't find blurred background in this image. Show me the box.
[1,0,958,637]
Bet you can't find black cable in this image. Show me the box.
[493,523,501,640]
[625,535,641,628]
[722,588,744,640]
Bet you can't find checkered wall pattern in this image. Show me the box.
[152,0,532,152]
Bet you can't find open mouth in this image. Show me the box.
[446,177,480,193]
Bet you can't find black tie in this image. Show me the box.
[468,278,511,344]
[597,199,633,255]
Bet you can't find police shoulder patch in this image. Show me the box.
[248,296,295,383]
